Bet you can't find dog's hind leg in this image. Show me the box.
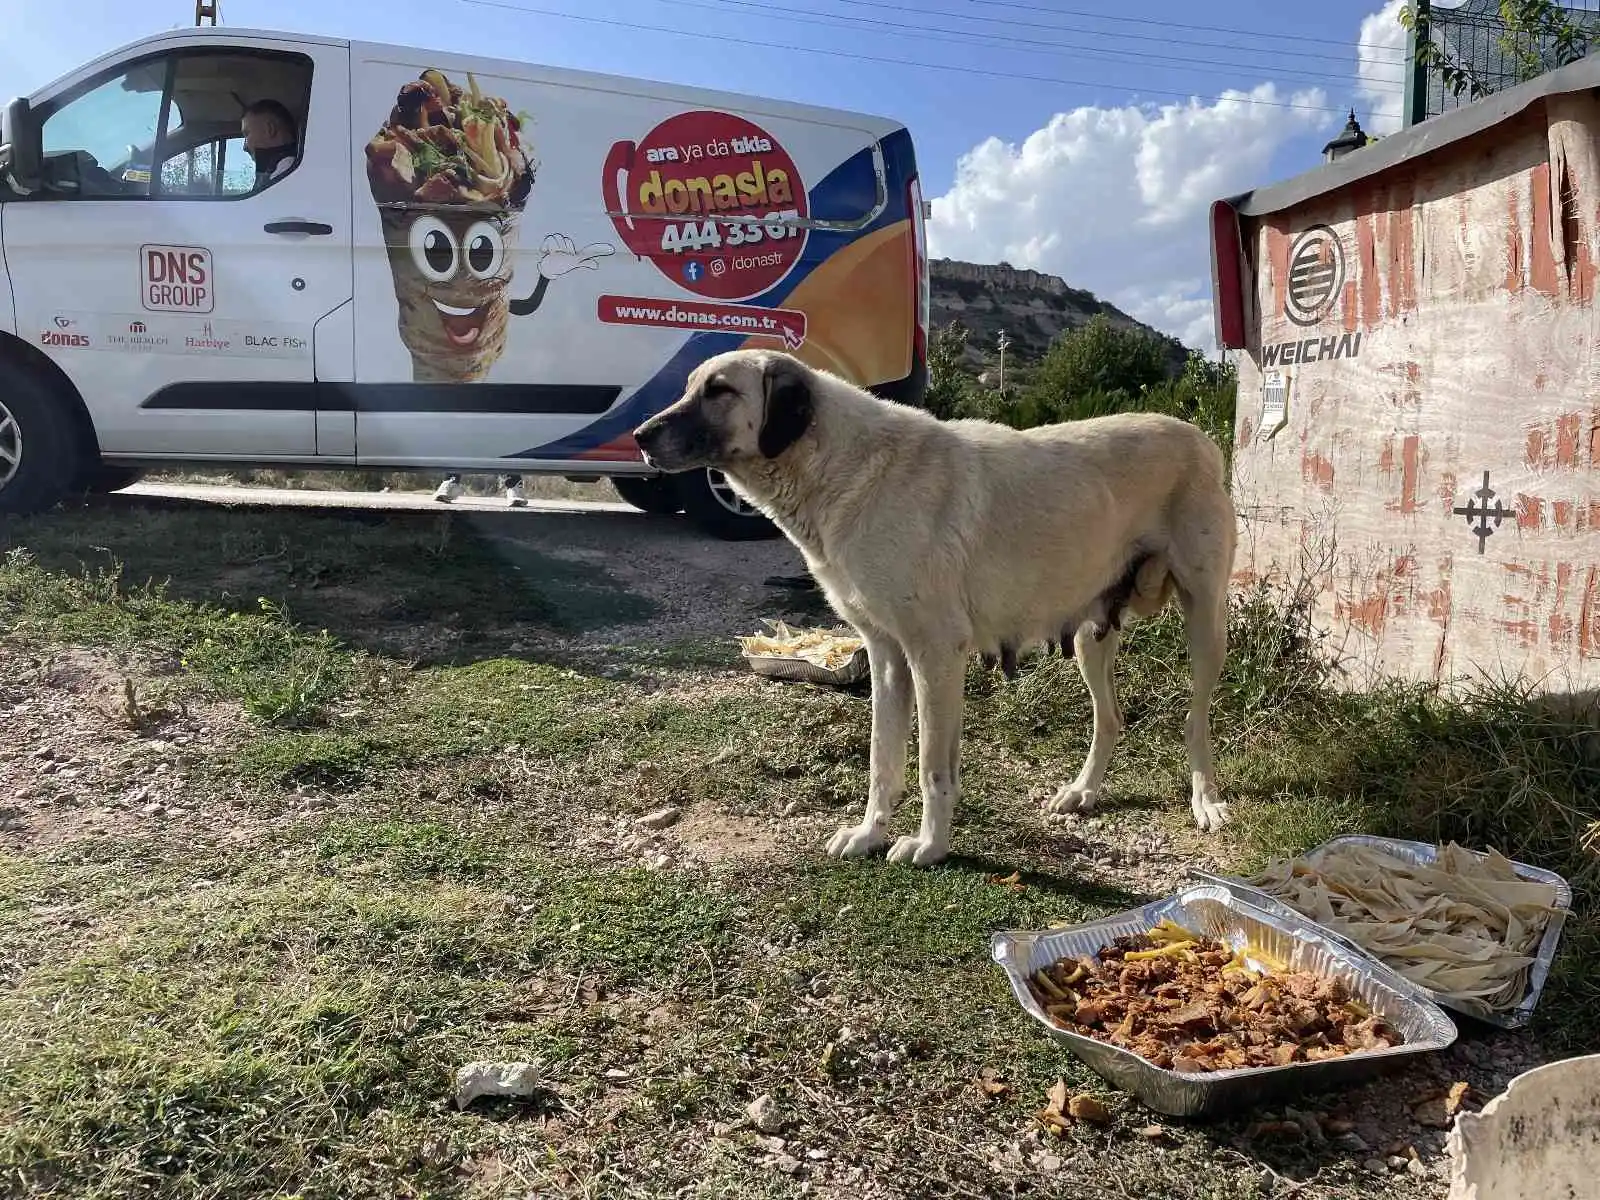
[1178,579,1229,832]
[827,629,912,859]
[886,647,967,867]
[1043,623,1123,816]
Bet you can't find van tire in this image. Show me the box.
[0,365,86,516]
[675,467,780,541]
[611,475,683,515]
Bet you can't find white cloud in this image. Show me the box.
[1356,0,1410,135]
[927,83,1332,355]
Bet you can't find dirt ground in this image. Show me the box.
[0,486,1585,1200]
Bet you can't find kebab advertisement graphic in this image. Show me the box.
[365,69,614,383]
[598,110,809,350]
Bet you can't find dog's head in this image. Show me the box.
[632,349,814,473]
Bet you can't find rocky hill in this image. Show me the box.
[929,258,1188,372]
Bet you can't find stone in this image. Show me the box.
[635,806,682,831]
[747,1093,786,1134]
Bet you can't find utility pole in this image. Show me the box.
[996,330,1010,397]
[195,1,219,26]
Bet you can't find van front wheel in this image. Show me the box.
[0,367,85,516]
[676,468,780,541]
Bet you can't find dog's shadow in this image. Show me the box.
[939,851,1152,912]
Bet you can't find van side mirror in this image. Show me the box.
[0,97,43,194]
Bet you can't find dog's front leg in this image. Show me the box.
[886,649,966,867]
[826,631,911,859]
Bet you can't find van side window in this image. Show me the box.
[39,65,165,197]
[33,49,312,201]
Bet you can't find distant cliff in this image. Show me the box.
[929,258,1188,372]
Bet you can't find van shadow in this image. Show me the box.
[5,493,663,667]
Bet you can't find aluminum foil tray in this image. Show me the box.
[991,884,1457,1118]
[1189,835,1573,1031]
[743,646,868,687]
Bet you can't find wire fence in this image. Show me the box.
[1411,0,1600,123]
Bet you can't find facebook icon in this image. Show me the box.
[683,261,703,283]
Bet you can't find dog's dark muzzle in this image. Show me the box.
[632,409,720,472]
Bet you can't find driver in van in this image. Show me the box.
[240,99,298,189]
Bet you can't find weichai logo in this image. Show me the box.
[602,110,809,302]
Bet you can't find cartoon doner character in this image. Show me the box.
[365,69,613,382]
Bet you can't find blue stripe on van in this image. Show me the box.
[507,127,917,461]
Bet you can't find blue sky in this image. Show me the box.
[0,0,1412,349]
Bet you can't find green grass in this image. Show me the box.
[1,505,1597,1198]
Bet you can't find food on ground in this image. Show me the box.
[1026,918,1403,1072]
[738,620,864,671]
[1247,841,1561,1013]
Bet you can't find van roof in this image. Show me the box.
[1220,50,1600,220]
[43,25,908,137]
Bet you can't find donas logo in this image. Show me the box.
[1284,225,1345,326]
[40,329,90,348]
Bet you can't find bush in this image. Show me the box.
[1018,314,1171,425]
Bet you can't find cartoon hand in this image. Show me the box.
[538,234,616,279]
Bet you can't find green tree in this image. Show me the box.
[1401,1,1595,102]
[924,319,976,420]
[1018,314,1171,427]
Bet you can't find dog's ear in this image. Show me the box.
[758,356,813,459]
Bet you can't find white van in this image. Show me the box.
[0,26,930,538]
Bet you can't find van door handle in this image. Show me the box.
[264,220,333,236]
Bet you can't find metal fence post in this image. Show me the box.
[1404,0,1431,127]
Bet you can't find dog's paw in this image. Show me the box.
[886,835,949,867]
[1042,782,1100,816]
[826,822,890,859]
[1191,784,1230,833]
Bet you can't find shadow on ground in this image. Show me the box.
[2,495,661,665]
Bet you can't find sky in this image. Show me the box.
[0,0,1419,354]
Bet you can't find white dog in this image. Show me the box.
[633,350,1237,867]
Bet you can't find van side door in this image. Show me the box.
[3,34,354,462]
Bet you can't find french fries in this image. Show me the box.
[738,620,864,671]
[1247,842,1562,1014]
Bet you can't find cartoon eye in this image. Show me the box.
[408,215,459,283]
[464,220,507,280]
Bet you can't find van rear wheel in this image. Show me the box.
[676,467,780,541]
[611,474,683,515]
[0,366,85,516]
